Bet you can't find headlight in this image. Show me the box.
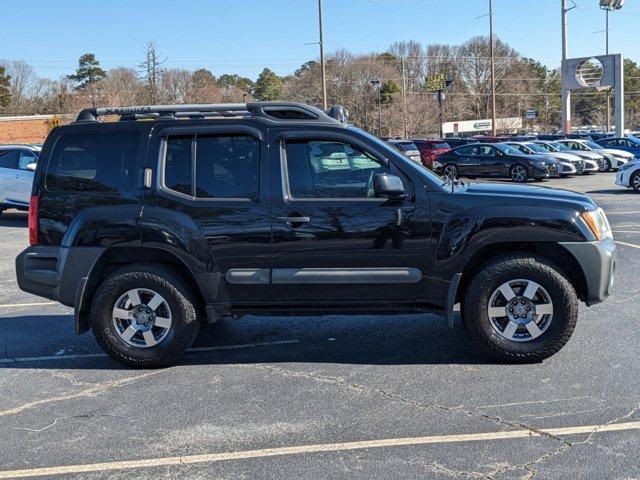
[536,161,547,167]
[581,208,613,241]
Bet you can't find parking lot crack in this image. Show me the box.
[240,364,569,446]
[11,413,125,433]
[0,370,165,418]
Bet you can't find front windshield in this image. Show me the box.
[353,127,445,187]
[496,144,523,155]
[552,142,572,152]
[534,143,553,152]
[627,136,640,145]
[585,141,603,149]
[525,143,549,153]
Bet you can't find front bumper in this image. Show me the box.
[559,239,616,305]
[615,170,629,187]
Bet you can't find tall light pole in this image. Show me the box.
[600,0,627,132]
[489,0,497,136]
[371,79,382,137]
[318,0,328,110]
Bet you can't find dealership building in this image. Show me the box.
[442,117,524,137]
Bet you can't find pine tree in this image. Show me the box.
[0,65,10,109]
[67,53,106,107]
[253,68,283,101]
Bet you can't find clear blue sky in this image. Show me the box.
[3,0,638,81]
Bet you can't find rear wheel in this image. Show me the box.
[91,264,200,368]
[463,254,578,362]
[510,164,528,183]
[443,164,458,180]
[632,171,640,192]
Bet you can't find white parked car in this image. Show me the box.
[615,159,640,192]
[557,139,631,172]
[506,141,581,176]
[532,140,599,174]
[0,145,40,214]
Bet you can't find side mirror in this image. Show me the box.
[27,163,37,171]
[373,173,406,200]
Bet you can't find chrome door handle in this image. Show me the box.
[277,216,310,224]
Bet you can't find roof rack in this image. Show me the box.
[75,102,348,125]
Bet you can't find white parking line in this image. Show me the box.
[615,240,640,250]
[0,301,56,309]
[0,340,299,364]
[0,420,638,479]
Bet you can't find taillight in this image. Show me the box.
[28,195,39,246]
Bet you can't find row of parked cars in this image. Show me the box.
[386,135,640,191]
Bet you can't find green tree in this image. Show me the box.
[218,73,254,92]
[253,68,283,101]
[67,53,106,107]
[380,80,401,104]
[0,65,10,109]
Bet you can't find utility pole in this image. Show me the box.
[605,8,611,132]
[318,0,328,110]
[489,0,497,136]
[561,0,573,134]
[400,57,408,138]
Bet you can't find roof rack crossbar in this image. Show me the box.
[75,102,347,125]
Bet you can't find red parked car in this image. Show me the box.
[412,139,451,170]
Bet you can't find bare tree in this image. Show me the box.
[139,42,166,104]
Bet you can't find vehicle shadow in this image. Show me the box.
[585,188,633,195]
[0,210,27,227]
[0,313,493,370]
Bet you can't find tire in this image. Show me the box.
[602,158,612,172]
[442,163,458,180]
[91,264,200,368]
[632,171,640,193]
[462,253,578,363]
[510,164,528,183]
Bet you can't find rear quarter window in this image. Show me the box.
[45,130,140,192]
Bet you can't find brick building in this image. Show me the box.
[0,114,71,144]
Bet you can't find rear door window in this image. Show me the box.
[46,131,139,192]
[163,134,259,199]
[0,150,19,169]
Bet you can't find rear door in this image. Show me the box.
[269,129,430,304]
[147,124,271,303]
[0,149,19,204]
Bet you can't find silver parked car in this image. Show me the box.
[0,145,40,214]
[533,141,600,174]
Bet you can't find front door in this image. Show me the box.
[14,150,37,205]
[270,130,430,304]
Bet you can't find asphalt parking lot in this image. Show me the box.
[0,173,638,479]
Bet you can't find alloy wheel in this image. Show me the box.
[633,172,640,192]
[510,165,527,183]
[112,288,172,348]
[487,279,553,342]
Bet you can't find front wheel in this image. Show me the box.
[510,164,528,183]
[602,158,612,172]
[462,254,578,362]
[632,171,640,192]
[91,264,200,368]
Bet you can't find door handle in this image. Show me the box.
[277,216,310,224]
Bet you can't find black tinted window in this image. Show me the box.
[165,136,193,195]
[0,150,19,169]
[455,145,475,155]
[285,140,389,199]
[196,135,258,199]
[164,134,259,199]
[46,131,139,192]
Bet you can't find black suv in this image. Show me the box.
[16,103,616,367]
